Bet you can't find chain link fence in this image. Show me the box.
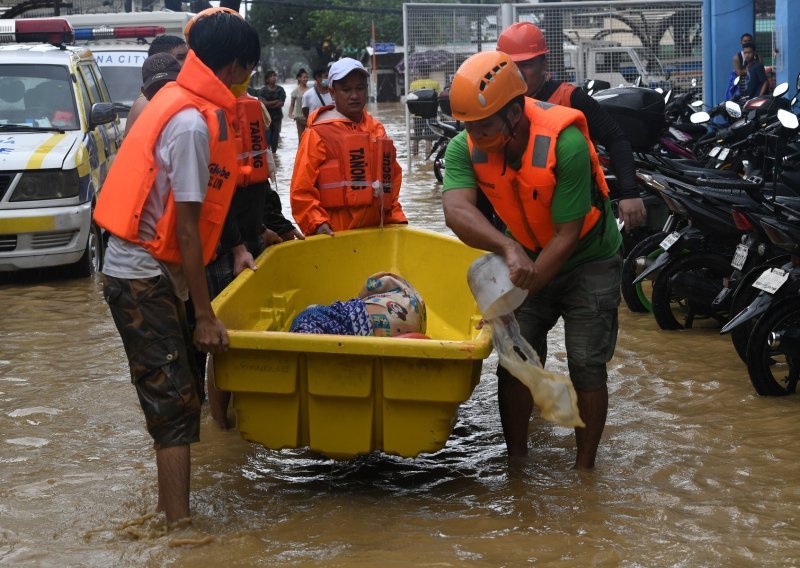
[515,1,703,92]
[404,1,703,160]
[402,3,503,158]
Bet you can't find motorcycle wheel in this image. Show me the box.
[729,257,791,364]
[745,296,800,396]
[433,144,446,184]
[651,252,731,330]
[620,231,667,313]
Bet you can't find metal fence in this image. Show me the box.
[515,1,703,92]
[403,1,704,158]
[402,3,503,157]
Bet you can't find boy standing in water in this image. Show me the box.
[95,9,261,525]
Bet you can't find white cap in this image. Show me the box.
[328,57,369,84]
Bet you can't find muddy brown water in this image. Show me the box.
[2,101,799,567]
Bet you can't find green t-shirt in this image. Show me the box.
[442,127,621,272]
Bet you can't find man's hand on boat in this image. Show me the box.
[233,243,257,276]
[279,227,305,241]
[315,222,334,236]
[194,315,229,354]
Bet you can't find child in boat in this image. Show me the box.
[290,272,427,337]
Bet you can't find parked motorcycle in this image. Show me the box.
[405,88,463,184]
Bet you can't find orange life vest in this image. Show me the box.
[94,50,238,265]
[468,98,609,252]
[235,95,269,186]
[310,105,398,209]
[546,82,576,107]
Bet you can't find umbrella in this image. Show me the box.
[395,50,453,75]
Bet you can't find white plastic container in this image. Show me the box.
[467,253,528,319]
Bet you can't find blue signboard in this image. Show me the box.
[374,42,395,54]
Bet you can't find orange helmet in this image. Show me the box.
[449,51,527,121]
[497,22,549,62]
[184,6,242,42]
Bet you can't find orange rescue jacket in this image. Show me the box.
[546,82,576,107]
[94,50,238,265]
[235,94,269,186]
[468,98,609,252]
[290,105,406,234]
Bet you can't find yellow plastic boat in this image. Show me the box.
[212,225,492,459]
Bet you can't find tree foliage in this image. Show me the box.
[248,0,403,50]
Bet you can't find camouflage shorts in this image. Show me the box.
[102,274,201,450]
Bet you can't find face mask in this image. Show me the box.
[320,79,329,88]
[230,73,252,97]
[473,129,512,154]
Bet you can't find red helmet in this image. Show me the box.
[497,22,549,62]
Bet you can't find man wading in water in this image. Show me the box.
[442,51,622,468]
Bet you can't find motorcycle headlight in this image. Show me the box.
[11,170,80,202]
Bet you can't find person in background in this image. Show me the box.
[290,58,406,236]
[205,74,304,429]
[95,8,261,526]
[727,33,757,100]
[301,67,332,119]
[257,70,286,152]
[139,53,181,101]
[288,68,310,138]
[125,35,188,134]
[740,42,769,99]
[441,51,622,469]
[496,22,645,232]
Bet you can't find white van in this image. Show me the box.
[63,11,193,121]
[0,19,122,276]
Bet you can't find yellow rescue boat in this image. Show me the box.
[212,225,492,459]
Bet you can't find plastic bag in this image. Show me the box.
[489,313,585,428]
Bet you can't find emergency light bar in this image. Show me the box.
[73,25,166,41]
[0,18,75,46]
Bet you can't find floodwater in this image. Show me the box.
[2,97,800,567]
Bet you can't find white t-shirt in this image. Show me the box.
[102,108,210,300]
[301,86,333,116]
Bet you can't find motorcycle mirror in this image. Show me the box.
[690,111,711,124]
[690,100,704,108]
[777,108,799,130]
[774,82,789,98]
[725,100,742,118]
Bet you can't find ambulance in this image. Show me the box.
[0,18,122,276]
[64,11,193,122]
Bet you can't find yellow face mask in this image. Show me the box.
[230,73,252,97]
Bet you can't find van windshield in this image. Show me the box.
[0,65,79,130]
